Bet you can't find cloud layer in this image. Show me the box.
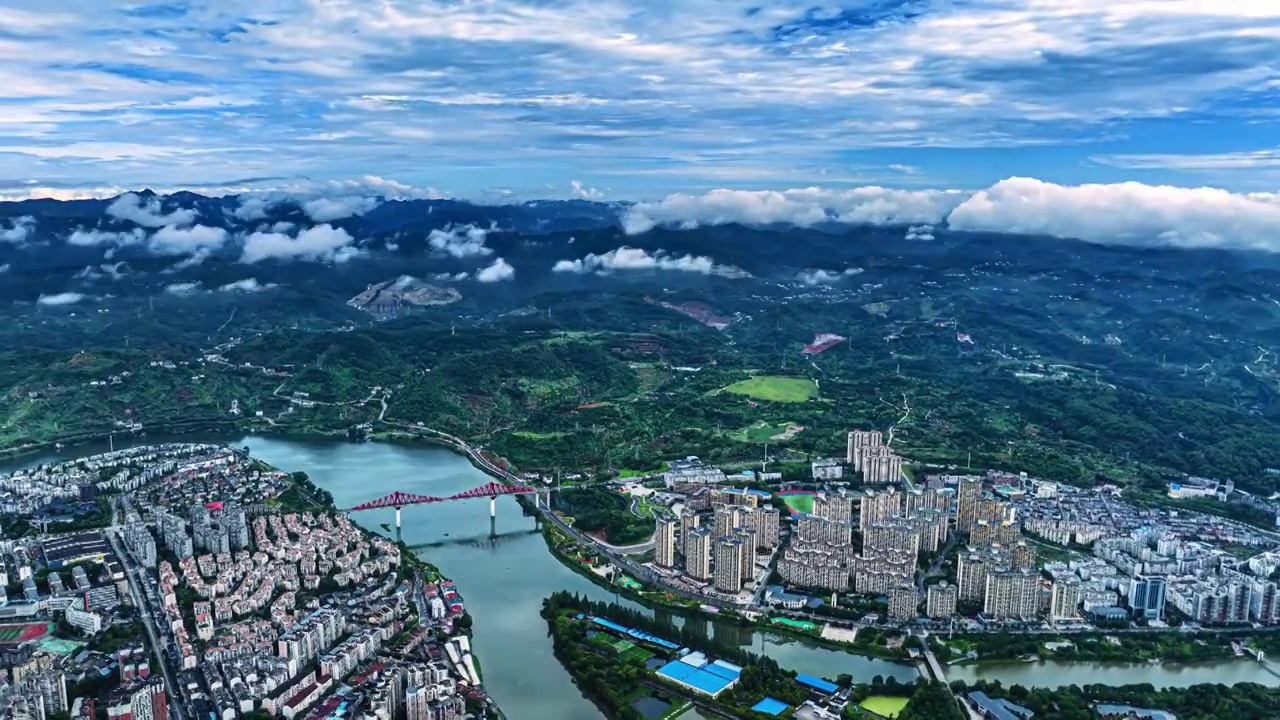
[428,225,493,258]
[553,246,745,276]
[621,187,967,233]
[0,3,1276,195]
[240,225,361,263]
[621,178,1280,253]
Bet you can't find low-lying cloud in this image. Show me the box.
[621,187,967,234]
[165,282,201,295]
[302,196,380,222]
[905,225,935,241]
[946,178,1280,251]
[150,224,228,256]
[107,193,197,228]
[67,228,147,246]
[797,268,863,285]
[553,246,745,277]
[620,179,1280,253]
[37,292,86,306]
[220,278,276,292]
[0,216,34,243]
[475,257,515,283]
[240,224,360,263]
[428,225,493,258]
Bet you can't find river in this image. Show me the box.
[8,434,1280,716]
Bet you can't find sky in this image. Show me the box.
[1,1,1279,200]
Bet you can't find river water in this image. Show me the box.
[7,434,1280,717]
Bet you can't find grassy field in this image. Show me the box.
[724,376,818,402]
[779,490,817,516]
[513,430,569,439]
[859,696,910,718]
[730,420,804,443]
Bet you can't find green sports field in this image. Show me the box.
[724,376,817,403]
[780,491,816,516]
[859,695,909,718]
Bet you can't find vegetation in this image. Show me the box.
[543,592,819,719]
[957,679,1280,720]
[12,234,1280,502]
[936,630,1262,664]
[554,487,655,545]
[724,376,818,403]
[895,682,965,720]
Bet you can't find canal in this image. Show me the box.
[7,434,1280,718]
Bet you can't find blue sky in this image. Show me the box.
[1,0,1279,200]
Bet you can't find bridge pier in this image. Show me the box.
[395,506,402,543]
[489,496,496,519]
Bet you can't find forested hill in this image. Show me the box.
[5,193,1280,498]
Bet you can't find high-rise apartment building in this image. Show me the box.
[754,506,781,549]
[655,516,679,568]
[680,510,701,557]
[1050,580,1082,621]
[796,516,853,546]
[684,528,712,581]
[984,570,1040,620]
[860,448,904,484]
[957,550,995,603]
[956,477,982,534]
[888,585,919,621]
[927,582,958,618]
[1251,580,1280,624]
[814,493,855,524]
[1010,541,1036,572]
[734,528,757,581]
[847,430,883,465]
[713,537,745,593]
[859,488,901,530]
[863,523,920,565]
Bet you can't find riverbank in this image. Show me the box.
[543,592,816,720]
[542,520,916,665]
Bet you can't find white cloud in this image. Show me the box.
[302,195,380,222]
[570,180,602,200]
[552,246,745,277]
[66,228,146,246]
[475,257,515,283]
[165,282,201,295]
[150,224,229,256]
[37,292,86,306]
[906,224,936,241]
[219,278,277,293]
[432,271,470,281]
[270,221,295,233]
[946,178,1280,251]
[428,225,493,258]
[234,197,278,222]
[106,193,197,228]
[0,216,35,243]
[797,267,863,285]
[240,224,362,263]
[73,263,127,282]
[621,187,967,234]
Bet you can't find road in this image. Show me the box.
[107,529,189,720]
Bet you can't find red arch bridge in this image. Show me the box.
[343,482,543,531]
